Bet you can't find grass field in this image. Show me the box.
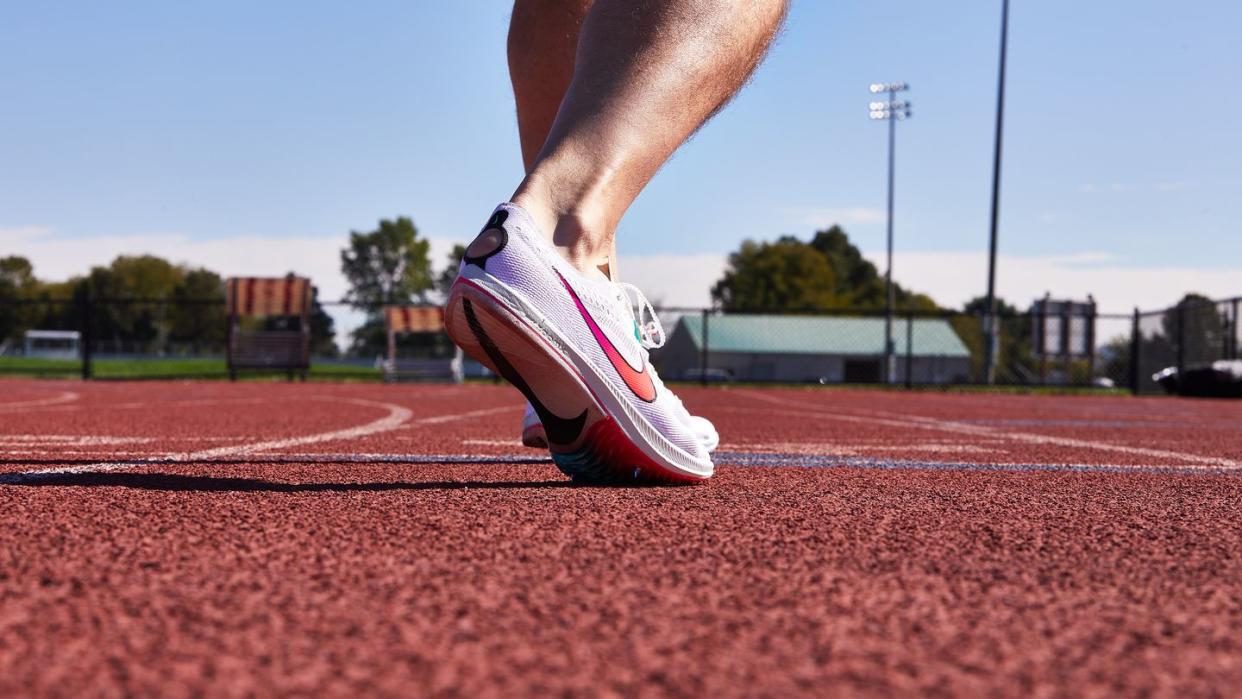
[0,356,381,381]
[0,356,1131,393]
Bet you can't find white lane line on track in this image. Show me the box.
[180,398,416,460]
[0,391,79,411]
[0,402,518,483]
[461,439,525,447]
[727,441,999,456]
[716,450,1225,474]
[739,391,1242,470]
[190,452,546,464]
[0,396,273,415]
[0,436,159,446]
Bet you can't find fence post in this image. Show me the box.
[1129,307,1140,395]
[1227,297,1237,360]
[1176,302,1186,378]
[904,313,914,389]
[1060,300,1073,383]
[699,309,709,387]
[1039,296,1049,385]
[80,292,93,380]
[1086,300,1097,386]
[1222,302,1231,362]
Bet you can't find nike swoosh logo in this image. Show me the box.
[556,270,657,403]
[462,298,587,445]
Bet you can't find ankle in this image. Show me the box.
[512,172,616,279]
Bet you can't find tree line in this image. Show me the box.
[0,217,461,358]
[0,218,990,358]
[0,255,340,357]
[14,215,1216,376]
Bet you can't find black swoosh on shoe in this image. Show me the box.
[462,298,587,445]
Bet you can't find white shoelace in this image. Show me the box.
[616,282,666,350]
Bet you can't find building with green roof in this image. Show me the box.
[656,314,972,384]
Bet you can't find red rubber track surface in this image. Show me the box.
[2,379,1241,696]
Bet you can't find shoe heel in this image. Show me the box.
[445,279,603,450]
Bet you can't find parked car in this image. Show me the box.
[681,367,733,383]
[1153,360,1242,398]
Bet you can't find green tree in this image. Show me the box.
[168,268,227,354]
[711,237,840,311]
[958,295,1036,383]
[0,256,36,293]
[0,256,39,345]
[809,226,884,306]
[308,287,338,357]
[712,226,942,313]
[962,295,1020,317]
[340,217,434,309]
[809,225,937,310]
[1164,293,1227,364]
[340,217,434,355]
[76,255,185,351]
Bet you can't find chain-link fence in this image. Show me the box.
[649,307,1132,389]
[1133,297,1240,395]
[1,294,1237,390]
[0,297,383,380]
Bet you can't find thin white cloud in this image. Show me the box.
[2,226,459,302]
[862,249,1242,313]
[1154,181,1191,192]
[782,206,886,228]
[1,225,54,241]
[612,253,728,308]
[1078,182,1192,194]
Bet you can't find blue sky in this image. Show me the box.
[3,1,1240,312]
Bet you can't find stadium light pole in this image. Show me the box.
[869,82,911,384]
[983,0,1010,384]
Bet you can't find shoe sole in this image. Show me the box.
[521,425,548,449]
[444,277,708,485]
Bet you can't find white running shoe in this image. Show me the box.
[444,203,714,484]
[521,401,719,453]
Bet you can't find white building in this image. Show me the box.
[23,330,81,360]
[656,315,972,384]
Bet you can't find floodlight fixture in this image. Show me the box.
[870,82,909,94]
[867,81,913,384]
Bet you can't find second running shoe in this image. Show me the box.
[444,203,714,484]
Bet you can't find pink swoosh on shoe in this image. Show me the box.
[556,269,657,403]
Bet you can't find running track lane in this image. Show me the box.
[1,379,1241,695]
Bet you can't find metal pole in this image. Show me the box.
[1129,307,1141,394]
[1086,299,1097,386]
[1176,302,1186,378]
[983,0,1010,385]
[884,87,897,385]
[904,312,914,389]
[1222,302,1231,361]
[700,309,709,387]
[1227,297,1237,360]
[869,82,908,384]
[80,292,93,380]
[1039,296,1049,385]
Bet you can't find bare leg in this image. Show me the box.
[508,0,591,171]
[509,0,625,277]
[509,0,787,278]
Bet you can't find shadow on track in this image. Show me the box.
[4,471,578,492]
